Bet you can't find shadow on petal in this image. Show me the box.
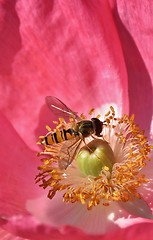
[119,198,153,219]
[113,5,153,137]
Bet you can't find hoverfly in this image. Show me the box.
[40,96,104,169]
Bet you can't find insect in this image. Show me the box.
[40,96,104,169]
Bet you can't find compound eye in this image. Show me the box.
[91,118,103,136]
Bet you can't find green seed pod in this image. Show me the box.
[77,139,115,177]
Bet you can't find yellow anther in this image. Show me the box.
[46,125,51,131]
[89,108,95,115]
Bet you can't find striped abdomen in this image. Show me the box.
[44,128,78,145]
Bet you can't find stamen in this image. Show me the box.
[46,125,51,131]
[36,107,152,210]
[89,108,95,115]
[97,114,101,119]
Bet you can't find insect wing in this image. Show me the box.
[58,137,82,169]
[46,96,80,120]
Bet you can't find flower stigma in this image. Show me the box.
[36,107,152,210]
[77,139,115,177]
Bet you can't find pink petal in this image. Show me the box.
[112,1,153,136]
[1,216,153,240]
[0,227,25,240]
[1,215,103,240]
[0,112,42,216]
[0,0,129,149]
[28,193,134,234]
[27,193,153,235]
[106,223,153,240]
[0,0,153,238]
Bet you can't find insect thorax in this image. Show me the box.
[76,120,94,137]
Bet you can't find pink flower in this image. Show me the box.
[0,0,153,239]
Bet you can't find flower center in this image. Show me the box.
[36,107,152,210]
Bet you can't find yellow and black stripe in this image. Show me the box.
[44,128,78,145]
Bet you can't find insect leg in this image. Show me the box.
[82,137,104,160]
[66,139,82,166]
